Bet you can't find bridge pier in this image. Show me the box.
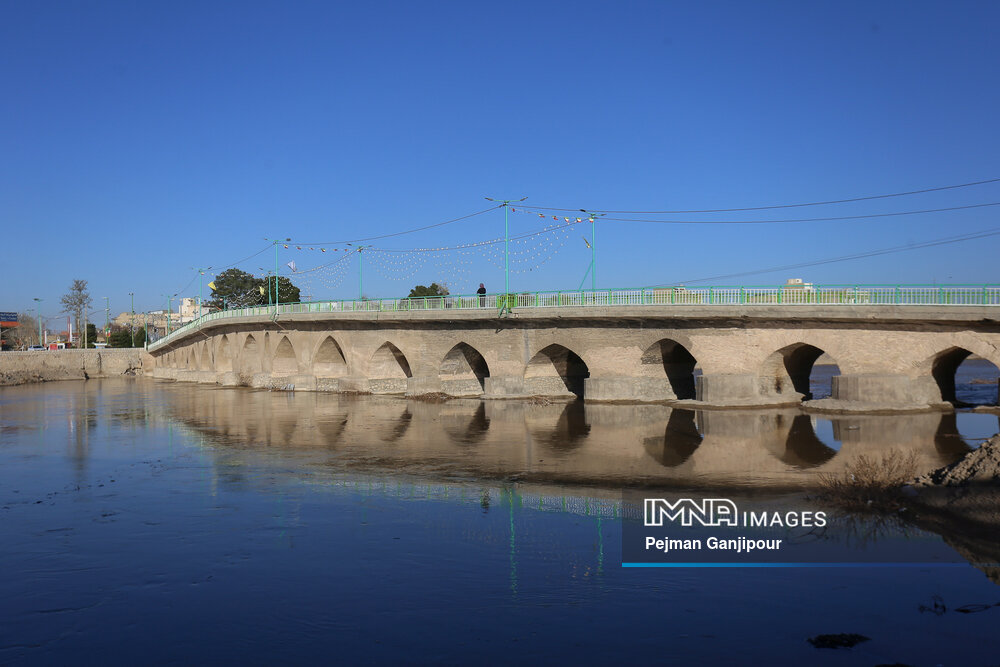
[406,375,443,396]
[823,374,945,410]
[695,374,770,406]
[483,376,529,399]
[584,377,673,402]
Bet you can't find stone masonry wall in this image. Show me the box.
[0,349,144,386]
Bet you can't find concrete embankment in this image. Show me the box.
[0,349,145,386]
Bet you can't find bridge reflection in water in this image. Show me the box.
[161,382,995,488]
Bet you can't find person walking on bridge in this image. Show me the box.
[477,283,487,307]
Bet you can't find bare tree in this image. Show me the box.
[61,279,92,344]
[10,313,40,348]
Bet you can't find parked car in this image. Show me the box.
[27,345,45,351]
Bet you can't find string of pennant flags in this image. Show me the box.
[199,209,595,301]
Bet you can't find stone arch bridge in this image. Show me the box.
[147,302,1000,411]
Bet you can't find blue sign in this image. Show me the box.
[0,312,17,323]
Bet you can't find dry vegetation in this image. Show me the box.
[818,450,920,512]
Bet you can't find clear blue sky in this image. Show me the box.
[3,1,999,320]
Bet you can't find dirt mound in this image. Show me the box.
[915,434,1000,487]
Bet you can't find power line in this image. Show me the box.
[596,202,1000,225]
[667,226,1000,285]
[522,177,1000,214]
[293,205,501,245]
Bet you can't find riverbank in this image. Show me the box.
[0,349,145,386]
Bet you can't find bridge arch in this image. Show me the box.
[760,342,840,401]
[216,335,233,373]
[272,336,299,376]
[524,343,590,399]
[369,342,412,394]
[312,336,348,378]
[439,342,490,396]
[928,346,1000,405]
[240,334,262,379]
[641,338,699,400]
[200,341,211,372]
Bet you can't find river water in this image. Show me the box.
[2,374,1000,664]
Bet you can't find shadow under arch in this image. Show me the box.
[273,336,298,375]
[932,347,973,404]
[641,339,698,399]
[643,409,703,467]
[200,341,211,372]
[761,343,839,401]
[217,335,233,373]
[314,336,348,378]
[240,334,262,378]
[369,342,412,394]
[524,344,590,399]
[777,414,840,468]
[440,342,490,395]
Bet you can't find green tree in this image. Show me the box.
[407,283,449,298]
[261,275,302,305]
[60,279,92,342]
[108,327,131,348]
[206,269,261,309]
[108,325,145,348]
[85,323,98,348]
[207,269,302,308]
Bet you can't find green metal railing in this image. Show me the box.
[148,283,1000,352]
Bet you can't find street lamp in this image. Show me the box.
[579,210,606,292]
[484,197,527,300]
[265,239,291,316]
[191,267,212,319]
[33,298,43,346]
[258,268,274,306]
[129,292,135,347]
[162,294,174,334]
[345,244,372,300]
[103,296,110,341]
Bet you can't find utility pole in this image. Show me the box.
[192,267,212,319]
[266,239,290,317]
[580,210,606,292]
[485,197,527,298]
[129,292,135,347]
[354,245,372,300]
[103,297,109,342]
[26,308,35,347]
[33,298,43,347]
[162,294,173,334]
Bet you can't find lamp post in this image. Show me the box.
[129,292,135,347]
[162,294,173,334]
[103,297,109,342]
[266,239,291,317]
[579,210,606,292]
[25,308,34,347]
[191,267,212,319]
[485,197,527,298]
[258,268,274,306]
[351,244,372,300]
[33,298,43,346]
